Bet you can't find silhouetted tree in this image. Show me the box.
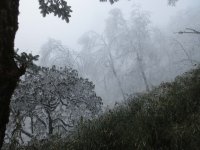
[0,0,72,148]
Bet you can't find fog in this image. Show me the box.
[3,0,200,147]
[15,0,200,106]
[15,0,198,53]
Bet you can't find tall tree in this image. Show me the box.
[128,8,151,92]
[0,0,71,148]
[78,30,127,102]
[78,8,154,103]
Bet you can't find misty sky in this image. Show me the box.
[15,0,199,55]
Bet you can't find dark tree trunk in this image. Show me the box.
[47,111,53,136]
[30,116,34,134]
[0,0,24,149]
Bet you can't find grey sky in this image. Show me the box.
[15,0,199,54]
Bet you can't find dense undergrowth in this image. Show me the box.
[3,66,200,150]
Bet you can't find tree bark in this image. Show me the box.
[47,111,53,136]
[0,0,24,149]
[30,116,34,134]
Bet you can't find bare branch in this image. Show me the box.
[176,28,200,35]
[20,129,34,138]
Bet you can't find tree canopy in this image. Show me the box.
[4,64,102,147]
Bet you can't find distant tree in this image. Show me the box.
[78,8,131,102]
[104,8,153,92]
[78,7,153,103]
[78,30,127,102]
[127,8,152,91]
[39,39,79,68]
[103,9,128,100]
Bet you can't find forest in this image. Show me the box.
[0,0,200,149]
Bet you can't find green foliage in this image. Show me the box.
[5,66,200,149]
[14,49,39,69]
[38,0,72,22]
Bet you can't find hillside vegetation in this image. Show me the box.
[4,66,200,150]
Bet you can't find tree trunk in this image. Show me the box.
[30,116,34,134]
[0,0,24,149]
[108,50,126,101]
[136,52,150,92]
[47,111,53,136]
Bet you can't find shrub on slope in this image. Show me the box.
[69,66,200,150]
